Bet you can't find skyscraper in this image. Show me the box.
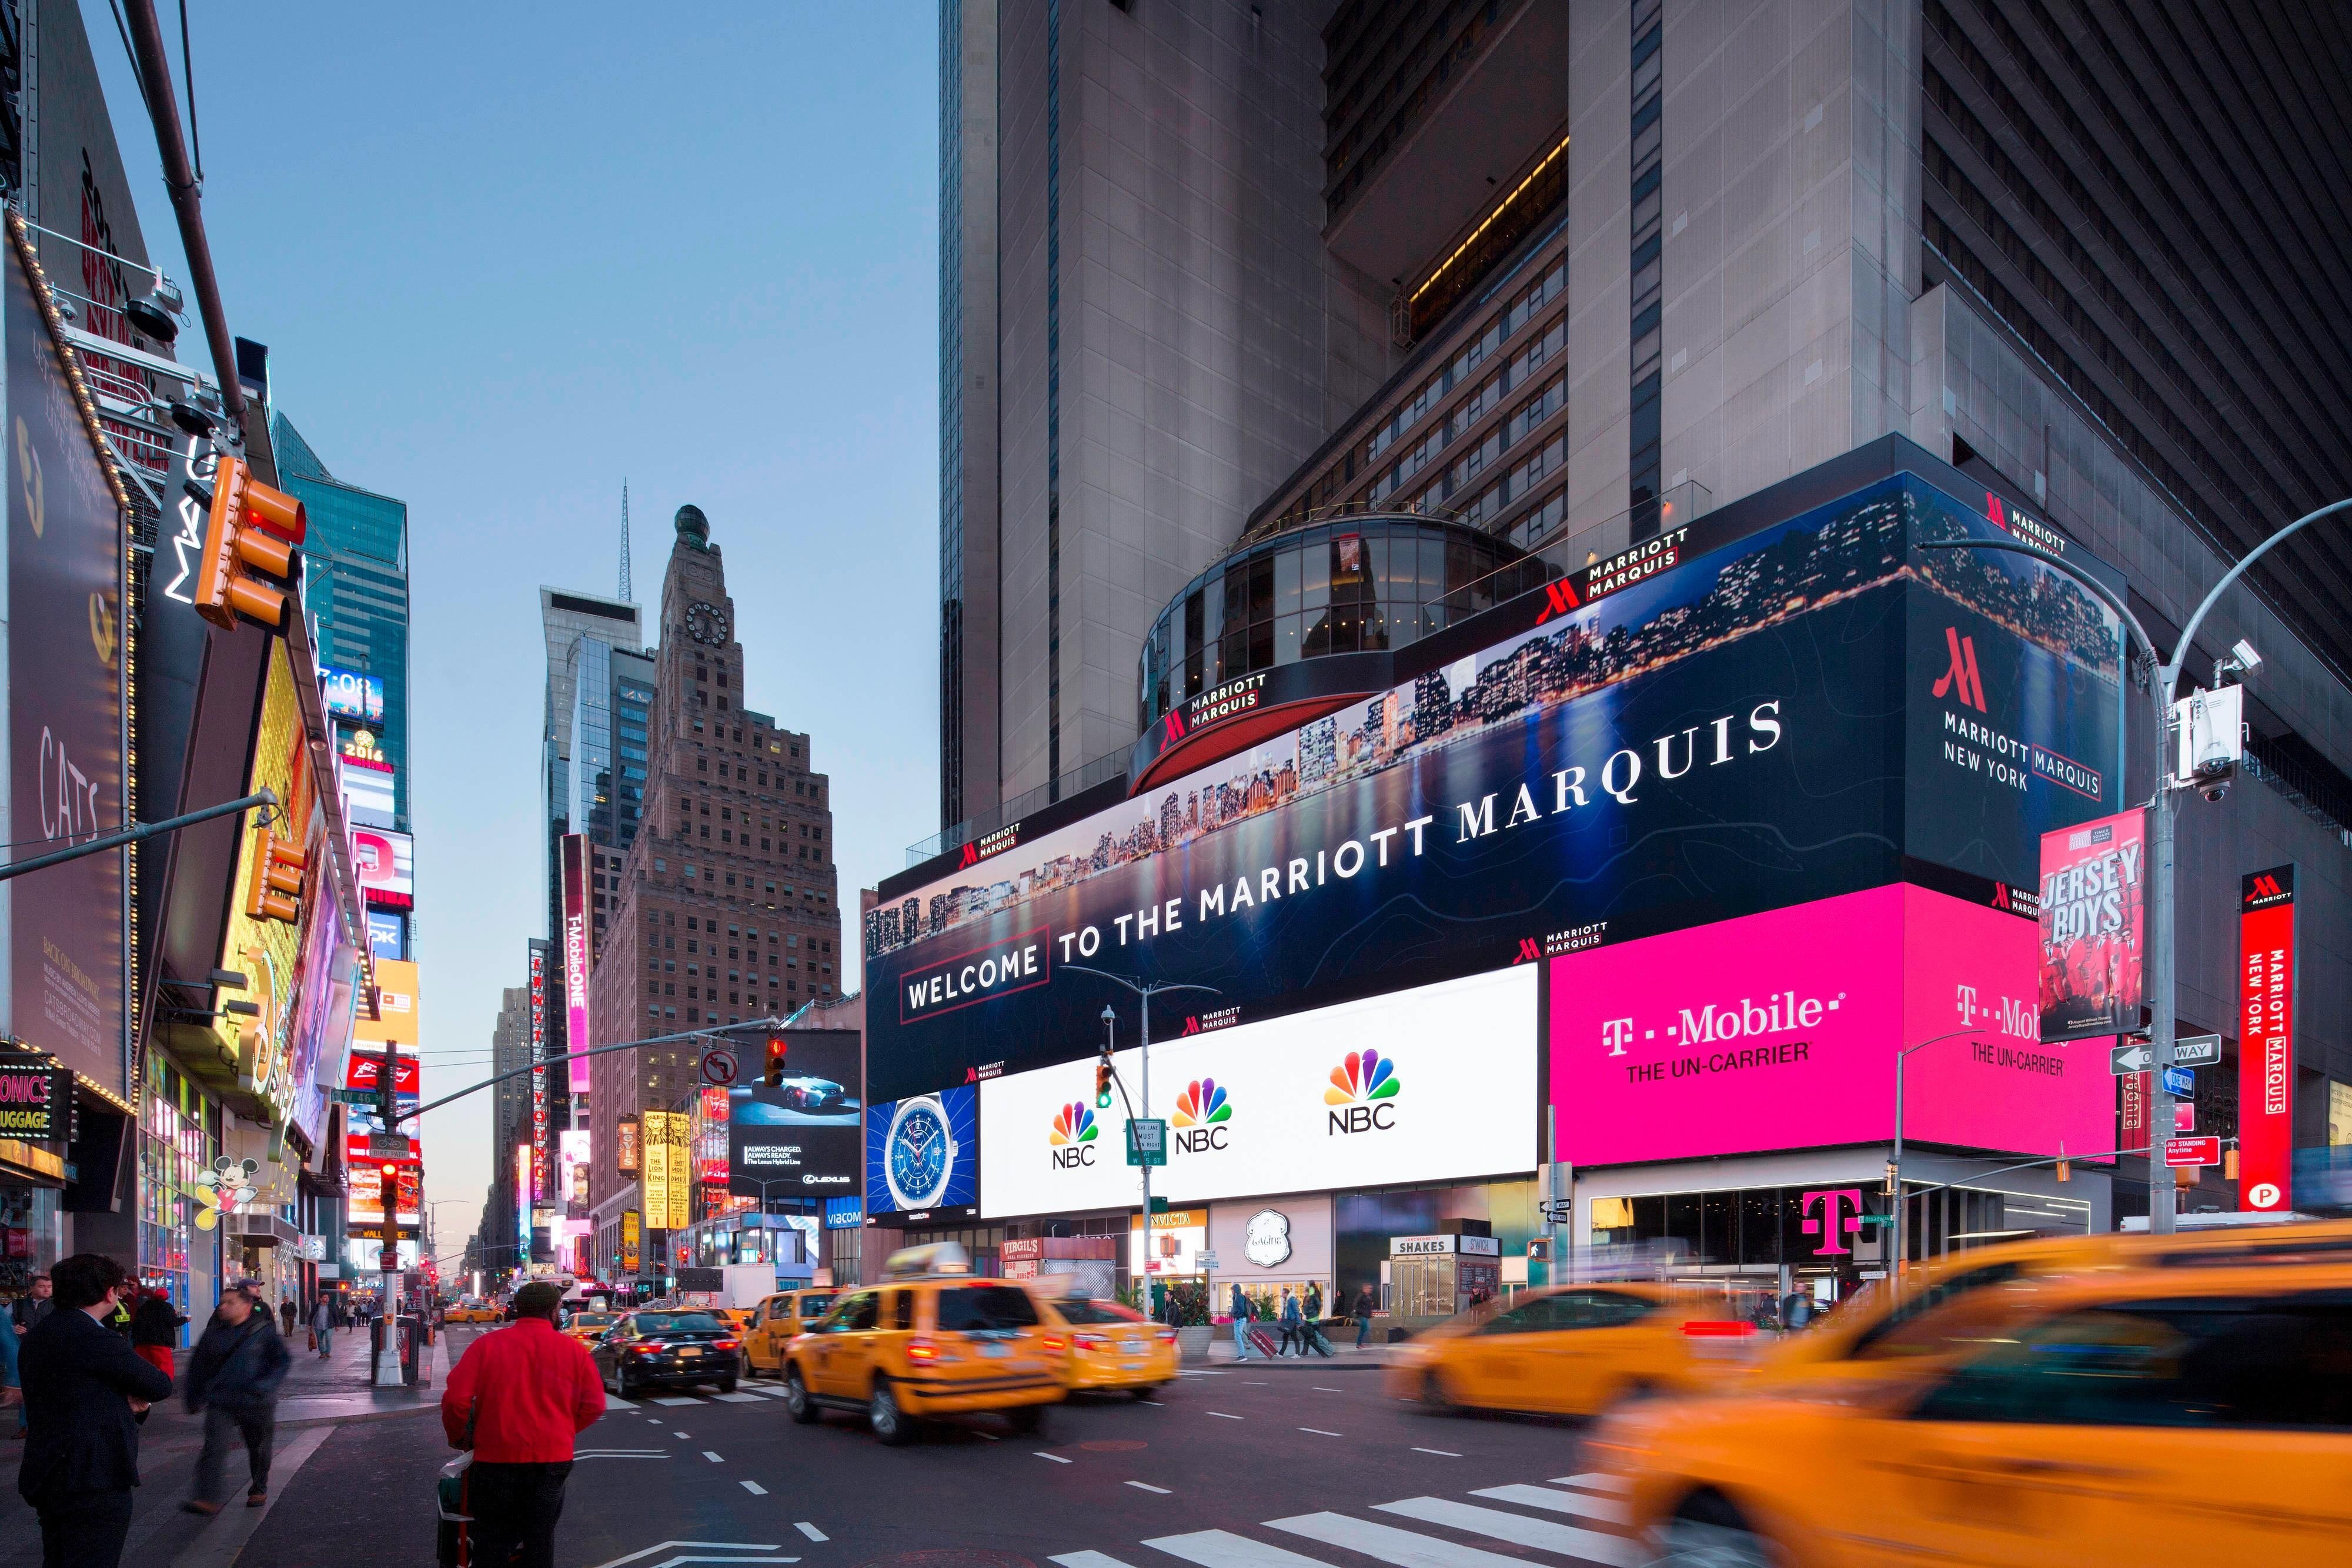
[583,506,845,1271]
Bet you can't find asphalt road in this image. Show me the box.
[5,1328,1636,1568]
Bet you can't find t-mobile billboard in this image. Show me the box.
[1549,883,2114,1165]
[866,473,2120,1104]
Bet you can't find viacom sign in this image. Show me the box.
[976,967,1535,1220]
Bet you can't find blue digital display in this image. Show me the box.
[863,1085,978,1216]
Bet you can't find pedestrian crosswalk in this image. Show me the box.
[604,1383,794,1412]
[1048,1474,1640,1568]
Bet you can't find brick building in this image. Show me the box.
[585,504,846,1255]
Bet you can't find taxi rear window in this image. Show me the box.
[936,1286,1041,1332]
[1051,1300,1134,1325]
[635,1312,724,1334]
[795,1295,834,1318]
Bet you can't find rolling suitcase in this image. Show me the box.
[1245,1325,1278,1359]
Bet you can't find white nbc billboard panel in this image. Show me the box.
[977,965,1536,1221]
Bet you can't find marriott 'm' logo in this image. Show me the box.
[1533,580,1582,625]
[1162,708,1187,744]
[1931,626,1988,712]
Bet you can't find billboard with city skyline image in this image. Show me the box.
[864,473,2122,1104]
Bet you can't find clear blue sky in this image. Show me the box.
[81,2,940,1246]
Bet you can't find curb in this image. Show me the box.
[280,1401,442,1429]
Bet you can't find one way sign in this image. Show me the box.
[2111,1041,2154,1075]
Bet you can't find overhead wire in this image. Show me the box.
[177,0,203,185]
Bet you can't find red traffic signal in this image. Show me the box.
[245,830,307,924]
[763,1034,788,1086]
[194,456,306,631]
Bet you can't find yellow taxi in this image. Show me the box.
[1388,1283,1758,1417]
[781,1244,1063,1444]
[445,1302,500,1324]
[1591,1260,2352,1566]
[743,1288,838,1379]
[1759,1216,2352,1389]
[562,1309,622,1345]
[1031,1292,1180,1397]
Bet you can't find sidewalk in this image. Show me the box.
[1198,1334,1399,1370]
[144,1320,452,1436]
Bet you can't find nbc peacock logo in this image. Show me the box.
[1325,1048,1399,1135]
[1170,1078,1232,1154]
[1049,1102,1098,1169]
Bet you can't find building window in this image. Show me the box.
[1629,0,1663,537]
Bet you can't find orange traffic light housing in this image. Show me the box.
[1095,1048,1114,1109]
[763,1034,788,1086]
[195,456,306,631]
[245,830,307,923]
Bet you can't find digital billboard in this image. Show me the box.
[559,1129,591,1219]
[865,1084,978,1221]
[641,1111,672,1231]
[352,827,415,908]
[342,752,396,827]
[729,1029,862,1197]
[366,910,406,961]
[560,834,593,1092]
[1548,882,2113,1166]
[979,965,1536,1221]
[864,474,2120,1104]
[320,664,385,723]
[356,958,420,1048]
[5,240,126,1094]
[2036,810,2147,1042]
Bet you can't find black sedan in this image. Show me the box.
[590,1310,744,1397]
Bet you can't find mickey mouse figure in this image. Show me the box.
[193,1156,262,1231]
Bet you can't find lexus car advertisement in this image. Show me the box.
[864,474,2123,1105]
[729,1028,861,1196]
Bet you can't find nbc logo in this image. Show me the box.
[1049,1103,1098,1169]
[1325,1049,1399,1135]
[1170,1078,1232,1154]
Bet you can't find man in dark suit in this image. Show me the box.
[14,1253,174,1568]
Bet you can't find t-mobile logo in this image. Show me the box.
[1602,1018,1635,1057]
[1799,1188,1866,1256]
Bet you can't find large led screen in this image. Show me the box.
[865,473,2120,1104]
[864,1084,977,1219]
[980,965,1536,1221]
[1548,883,2113,1166]
[730,1029,861,1196]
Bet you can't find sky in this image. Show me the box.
[79,2,941,1254]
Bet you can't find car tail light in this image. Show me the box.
[1073,1332,1108,1350]
[630,1343,664,1356]
[1041,1334,1067,1352]
[1682,1320,1757,1338]
[714,1338,741,1351]
[906,1337,940,1363]
[1156,1328,1177,1342]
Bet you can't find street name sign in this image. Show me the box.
[1125,1118,1168,1166]
[2163,1135,2221,1168]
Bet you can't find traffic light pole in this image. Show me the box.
[0,790,275,882]
[390,1017,794,1125]
[1921,493,2349,1235]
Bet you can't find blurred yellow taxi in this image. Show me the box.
[562,1309,620,1345]
[1592,1261,2352,1566]
[1387,1283,1758,1417]
[1032,1293,1179,1397]
[744,1288,837,1379]
[1760,1216,2352,1390]
[782,1244,1063,1444]
[445,1302,499,1324]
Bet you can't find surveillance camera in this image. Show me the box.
[2231,639,2262,676]
[2201,780,2230,804]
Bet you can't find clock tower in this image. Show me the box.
[583,505,847,1262]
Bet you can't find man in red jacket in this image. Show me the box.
[442,1281,605,1568]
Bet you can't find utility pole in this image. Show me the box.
[1065,967,1218,1309]
[1921,492,2349,1234]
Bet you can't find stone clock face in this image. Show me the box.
[686,600,727,647]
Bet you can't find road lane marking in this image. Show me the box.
[794,1523,828,1542]
[606,1396,637,1408]
[1035,1450,1073,1463]
[675,1431,693,1439]
[1205,1411,1244,1420]
[169,1425,332,1568]
[741,1482,768,1495]
[714,1392,762,1403]
[1296,1427,1342,1437]
[1551,1472,1634,1494]
[973,1430,1000,1441]
[1142,1530,1334,1568]
[704,1451,726,1463]
[584,1541,789,1568]
[1410,1448,1460,1457]
[1124,1481,1171,1494]
[1377,1497,1641,1567]
[1472,1483,1630,1526]
[1312,1387,1344,1392]
[1269,1510,1528,1568]
[653,1396,703,1406]
[1051,1554,1141,1568]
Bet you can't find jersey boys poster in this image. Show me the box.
[2036,809,2148,1041]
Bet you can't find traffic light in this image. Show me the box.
[192,455,306,631]
[1095,1044,1114,1109]
[379,1164,398,1213]
[763,1034,788,1086]
[245,829,307,923]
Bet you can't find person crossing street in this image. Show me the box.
[182,1279,292,1514]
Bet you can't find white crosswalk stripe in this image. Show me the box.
[1059,1472,1639,1568]
[713,1392,763,1403]
[1552,1473,1633,1495]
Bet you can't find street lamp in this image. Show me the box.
[1063,965,1220,1298]
[1920,492,2351,1233]
[1889,1026,2013,1279]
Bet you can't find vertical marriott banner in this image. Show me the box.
[560,834,593,1092]
[2238,866,2297,1212]
[7,241,126,1092]
[2036,810,2146,1042]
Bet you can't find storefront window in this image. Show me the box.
[138,1059,220,1330]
